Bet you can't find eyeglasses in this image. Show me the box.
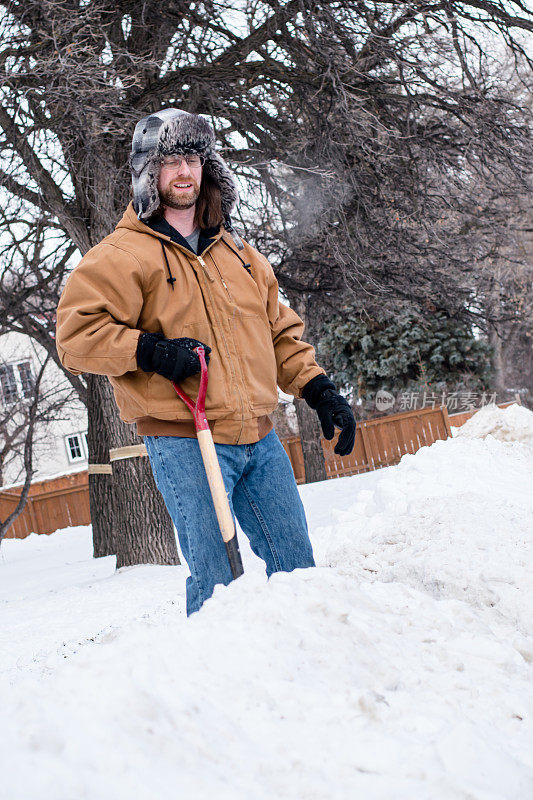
[160,155,205,169]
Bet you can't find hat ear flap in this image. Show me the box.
[132,154,161,220]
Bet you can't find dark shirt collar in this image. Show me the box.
[146,215,220,255]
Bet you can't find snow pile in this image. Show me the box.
[454,402,533,445]
[317,436,533,637]
[1,434,532,799]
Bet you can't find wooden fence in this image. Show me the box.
[0,470,90,540]
[282,404,451,483]
[0,402,518,538]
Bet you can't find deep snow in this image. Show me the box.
[455,402,533,445]
[1,406,532,800]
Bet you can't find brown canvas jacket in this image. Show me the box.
[56,203,324,445]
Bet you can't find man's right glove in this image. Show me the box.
[136,332,211,383]
[301,375,356,456]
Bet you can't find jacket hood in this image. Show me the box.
[130,108,243,248]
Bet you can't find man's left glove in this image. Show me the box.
[301,375,356,456]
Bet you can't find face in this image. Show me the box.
[157,156,203,210]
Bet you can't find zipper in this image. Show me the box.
[203,252,242,439]
[196,254,215,283]
[198,253,233,301]
[158,238,244,440]
[196,255,244,443]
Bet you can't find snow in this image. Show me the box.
[455,402,533,445]
[1,464,87,492]
[1,421,532,799]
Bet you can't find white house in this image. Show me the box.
[0,332,87,487]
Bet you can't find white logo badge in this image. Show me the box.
[375,390,395,412]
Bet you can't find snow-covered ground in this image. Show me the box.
[1,406,532,800]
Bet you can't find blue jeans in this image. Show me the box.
[144,429,315,615]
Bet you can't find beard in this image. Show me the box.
[159,178,200,210]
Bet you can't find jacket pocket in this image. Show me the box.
[147,321,231,416]
[234,314,278,410]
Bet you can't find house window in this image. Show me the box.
[65,434,84,463]
[64,430,88,463]
[18,361,34,397]
[0,360,33,404]
[0,364,18,404]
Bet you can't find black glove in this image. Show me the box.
[301,375,356,456]
[136,332,211,383]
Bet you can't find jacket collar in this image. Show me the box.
[146,214,221,256]
[115,202,223,257]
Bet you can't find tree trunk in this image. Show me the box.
[488,273,506,398]
[288,293,328,483]
[87,375,115,557]
[489,324,505,397]
[87,374,179,566]
[113,449,180,568]
[488,307,505,399]
[294,398,328,483]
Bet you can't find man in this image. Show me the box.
[56,108,356,615]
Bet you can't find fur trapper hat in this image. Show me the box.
[130,108,242,247]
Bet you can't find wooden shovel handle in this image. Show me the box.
[172,347,244,579]
[196,428,235,544]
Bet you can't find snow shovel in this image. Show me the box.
[172,347,244,580]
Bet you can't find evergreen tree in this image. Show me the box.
[319,308,492,414]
